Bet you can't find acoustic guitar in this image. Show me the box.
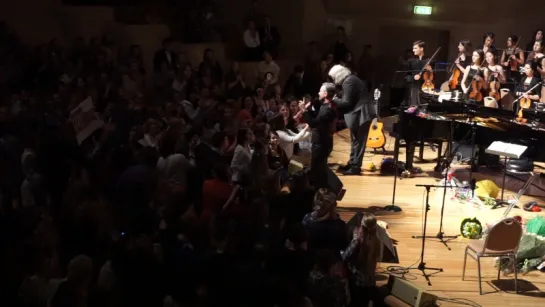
[366,88,386,152]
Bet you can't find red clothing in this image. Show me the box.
[237,109,253,124]
[201,179,234,221]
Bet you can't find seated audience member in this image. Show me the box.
[193,131,227,180]
[198,48,223,85]
[243,20,261,61]
[236,95,256,126]
[201,163,235,222]
[153,37,178,72]
[50,255,94,307]
[230,128,254,177]
[224,61,247,98]
[259,15,281,59]
[267,131,289,170]
[139,118,162,148]
[157,133,191,194]
[257,51,280,84]
[284,65,311,99]
[268,113,310,159]
[303,189,348,255]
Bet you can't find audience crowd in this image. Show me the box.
[0,11,382,307]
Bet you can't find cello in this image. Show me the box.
[419,47,441,92]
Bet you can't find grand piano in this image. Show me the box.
[391,92,545,172]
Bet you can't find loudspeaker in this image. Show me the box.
[388,276,438,307]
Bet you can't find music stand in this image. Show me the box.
[409,184,444,286]
[485,141,528,209]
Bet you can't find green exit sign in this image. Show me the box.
[414,6,433,15]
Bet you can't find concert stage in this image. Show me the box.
[331,128,545,306]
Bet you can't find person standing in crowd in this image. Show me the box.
[300,82,337,188]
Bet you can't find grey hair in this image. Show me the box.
[328,64,352,85]
[320,82,336,98]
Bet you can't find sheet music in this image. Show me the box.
[485,141,528,158]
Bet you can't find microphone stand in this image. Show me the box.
[413,120,461,249]
[384,106,404,212]
[409,184,445,286]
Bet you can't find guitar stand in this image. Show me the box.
[409,185,444,285]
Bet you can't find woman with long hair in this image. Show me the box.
[449,39,472,91]
[527,40,544,63]
[500,35,525,83]
[461,49,485,102]
[230,128,254,176]
[526,29,543,53]
[484,51,506,89]
[342,213,384,307]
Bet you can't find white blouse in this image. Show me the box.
[243,29,260,48]
[276,129,310,159]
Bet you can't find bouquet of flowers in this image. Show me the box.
[460,217,483,239]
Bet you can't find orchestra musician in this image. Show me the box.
[526,29,543,53]
[484,51,506,85]
[404,40,433,106]
[448,39,472,91]
[527,40,544,63]
[538,57,545,103]
[477,32,497,56]
[500,35,525,83]
[461,49,485,102]
[516,61,541,109]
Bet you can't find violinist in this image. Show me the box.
[538,57,545,103]
[461,49,485,102]
[527,41,544,63]
[448,39,472,91]
[484,51,505,105]
[526,29,543,53]
[500,35,524,83]
[517,61,541,106]
[477,32,497,56]
[404,40,433,105]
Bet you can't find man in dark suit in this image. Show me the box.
[284,65,311,99]
[301,82,338,188]
[153,37,178,72]
[260,15,281,58]
[329,65,376,175]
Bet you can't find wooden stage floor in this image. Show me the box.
[330,129,545,306]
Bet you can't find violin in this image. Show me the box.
[506,36,522,71]
[419,47,441,92]
[421,64,435,92]
[516,81,542,123]
[469,77,484,102]
[488,74,501,101]
[448,54,463,90]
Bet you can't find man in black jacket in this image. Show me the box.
[329,65,376,175]
[301,82,337,188]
